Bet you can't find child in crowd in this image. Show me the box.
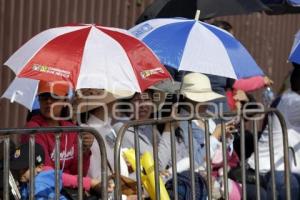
[10,143,113,199]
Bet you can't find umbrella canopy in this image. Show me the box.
[262,0,300,14]
[2,24,172,110]
[130,18,264,79]
[4,24,171,93]
[136,0,268,23]
[2,78,40,110]
[289,29,300,64]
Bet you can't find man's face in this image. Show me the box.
[38,93,66,119]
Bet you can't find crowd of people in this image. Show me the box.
[1,21,300,200]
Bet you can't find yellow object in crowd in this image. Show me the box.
[123,149,170,200]
[123,148,137,171]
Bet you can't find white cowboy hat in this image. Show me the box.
[180,73,224,102]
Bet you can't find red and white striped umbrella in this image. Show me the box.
[4,24,171,93]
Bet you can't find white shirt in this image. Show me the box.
[248,90,300,173]
[85,114,128,180]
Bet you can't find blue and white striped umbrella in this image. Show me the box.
[289,29,300,65]
[130,18,264,79]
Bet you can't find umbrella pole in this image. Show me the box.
[176,10,201,100]
[195,10,201,20]
[176,10,201,101]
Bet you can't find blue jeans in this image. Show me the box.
[246,183,267,200]
[165,170,207,200]
[261,171,300,200]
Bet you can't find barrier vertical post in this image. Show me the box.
[239,117,247,200]
[77,134,83,200]
[170,122,178,200]
[3,137,10,200]
[204,119,212,199]
[221,121,229,200]
[55,134,61,200]
[134,126,143,200]
[253,120,261,200]
[29,135,35,200]
[152,125,161,200]
[267,114,277,200]
[188,121,196,200]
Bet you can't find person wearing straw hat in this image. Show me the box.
[177,73,228,167]
[160,73,241,199]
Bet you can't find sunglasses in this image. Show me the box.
[38,93,65,102]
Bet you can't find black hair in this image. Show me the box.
[290,67,300,93]
[241,93,262,121]
[117,90,156,120]
[211,20,233,32]
[226,78,236,89]
[157,94,184,143]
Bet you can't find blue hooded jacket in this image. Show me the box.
[20,170,67,200]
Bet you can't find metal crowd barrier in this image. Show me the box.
[0,126,108,200]
[114,108,291,200]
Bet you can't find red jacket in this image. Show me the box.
[22,114,91,176]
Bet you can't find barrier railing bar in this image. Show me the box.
[55,134,61,200]
[204,119,212,200]
[188,121,196,200]
[240,117,247,200]
[134,126,143,200]
[115,123,130,199]
[0,126,108,200]
[3,137,10,200]
[170,122,178,200]
[29,135,35,200]
[77,134,83,200]
[273,110,291,200]
[221,121,229,200]
[253,120,261,200]
[267,114,277,200]
[153,124,161,200]
[113,108,290,200]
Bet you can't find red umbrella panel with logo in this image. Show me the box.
[4,24,171,94]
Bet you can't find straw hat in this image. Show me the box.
[73,89,134,113]
[180,73,223,102]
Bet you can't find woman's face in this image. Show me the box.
[130,92,154,120]
[38,93,66,119]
